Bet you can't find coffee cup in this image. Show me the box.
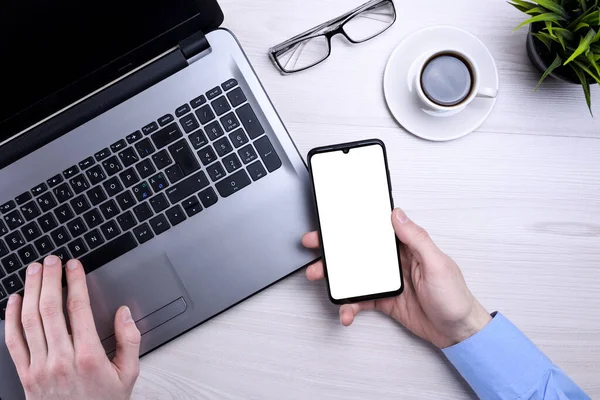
[414,50,497,113]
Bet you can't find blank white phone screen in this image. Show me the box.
[310,144,401,301]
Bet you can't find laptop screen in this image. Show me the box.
[0,0,222,143]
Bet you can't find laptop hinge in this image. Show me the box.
[179,31,210,59]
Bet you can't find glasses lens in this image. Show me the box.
[274,35,330,73]
[343,1,395,43]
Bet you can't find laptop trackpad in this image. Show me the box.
[84,253,187,352]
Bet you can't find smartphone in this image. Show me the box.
[308,139,403,304]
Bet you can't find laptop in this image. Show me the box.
[0,0,318,397]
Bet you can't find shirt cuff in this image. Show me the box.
[442,312,553,400]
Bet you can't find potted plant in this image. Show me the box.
[509,0,600,114]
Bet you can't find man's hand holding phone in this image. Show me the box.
[303,208,492,349]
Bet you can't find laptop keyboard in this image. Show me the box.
[0,78,281,320]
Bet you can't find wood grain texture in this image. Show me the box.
[132,0,600,398]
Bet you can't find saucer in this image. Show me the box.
[383,26,499,141]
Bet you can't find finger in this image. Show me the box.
[21,262,47,362]
[65,259,102,354]
[301,231,320,249]
[305,260,325,281]
[39,256,72,358]
[339,301,375,326]
[111,306,141,386]
[4,294,30,374]
[391,208,441,260]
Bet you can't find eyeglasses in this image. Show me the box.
[269,0,396,75]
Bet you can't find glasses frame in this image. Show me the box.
[269,0,396,75]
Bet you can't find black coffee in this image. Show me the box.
[421,53,473,107]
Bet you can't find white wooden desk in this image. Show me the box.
[132,0,600,398]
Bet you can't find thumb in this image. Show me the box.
[112,306,141,385]
[391,208,440,260]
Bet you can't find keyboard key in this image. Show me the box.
[87,186,107,206]
[55,204,75,223]
[17,245,37,265]
[70,174,90,194]
[165,164,185,184]
[0,240,8,258]
[6,231,25,251]
[215,170,251,198]
[2,254,20,274]
[236,104,264,139]
[110,139,127,153]
[247,161,267,181]
[0,220,7,236]
[254,136,282,172]
[84,229,104,249]
[103,156,123,176]
[68,237,87,258]
[116,211,137,231]
[46,174,64,188]
[227,87,247,108]
[195,105,215,124]
[205,121,224,140]
[197,146,217,166]
[132,223,153,244]
[211,96,231,116]
[190,95,207,108]
[151,123,183,150]
[0,201,16,214]
[15,192,32,205]
[135,138,155,158]
[119,168,140,188]
[4,210,25,230]
[142,121,159,135]
[214,137,233,157]
[152,150,173,170]
[207,161,226,182]
[70,195,91,215]
[38,213,58,233]
[166,171,209,204]
[180,114,200,133]
[133,202,153,222]
[80,233,137,274]
[182,196,202,217]
[63,165,79,179]
[222,78,238,91]
[21,222,41,242]
[158,114,174,127]
[53,247,71,264]
[168,139,200,175]
[149,173,169,192]
[103,177,124,197]
[220,113,240,132]
[126,130,143,144]
[176,104,191,117]
[132,181,153,202]
[116,191,136,211]
[53,183,74,203]
[118,147,139,168]
[135,159,156,179]
[85,165,106,186]
[198,187,218,208]
[0,298,7,320]
[99,199,120,220]
[223,153,242,173]
[21,201,41,221]
[94,148,111,161]
[149,193,169,213]
[66,217,87,237]
[189,130,208,149]
[83,209,103,229]
[78,156,95,170]
[165,205,186,226]
[238,144,258,164]
[207,86,222,100]
[2,274,23,294]
[50,227,71,247]
[37,192,57,213]
[31,183,47,196]
[34,235,54,256]
[100,220,121,241]
[149,214,170,235]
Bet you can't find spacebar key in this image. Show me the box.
[81,233,138,274]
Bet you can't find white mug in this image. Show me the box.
[415,50,497,113]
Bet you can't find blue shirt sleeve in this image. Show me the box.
[442,312,590,400]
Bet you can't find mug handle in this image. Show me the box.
[476,87,498,99]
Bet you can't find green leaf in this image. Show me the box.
[564,29,597,64]
[532,32,556,49]
[533,0,568,17]
[514,13,565,31]
[573,59,600,84]
[508,0,539,10]
[574,22,590,31]
[592,27,600,43]
[582,10,600,25]
[570,64,593,115]
[551,27,574,41]
[535,54,563,90]
[527,6,549,14]
[586,49,600,76]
